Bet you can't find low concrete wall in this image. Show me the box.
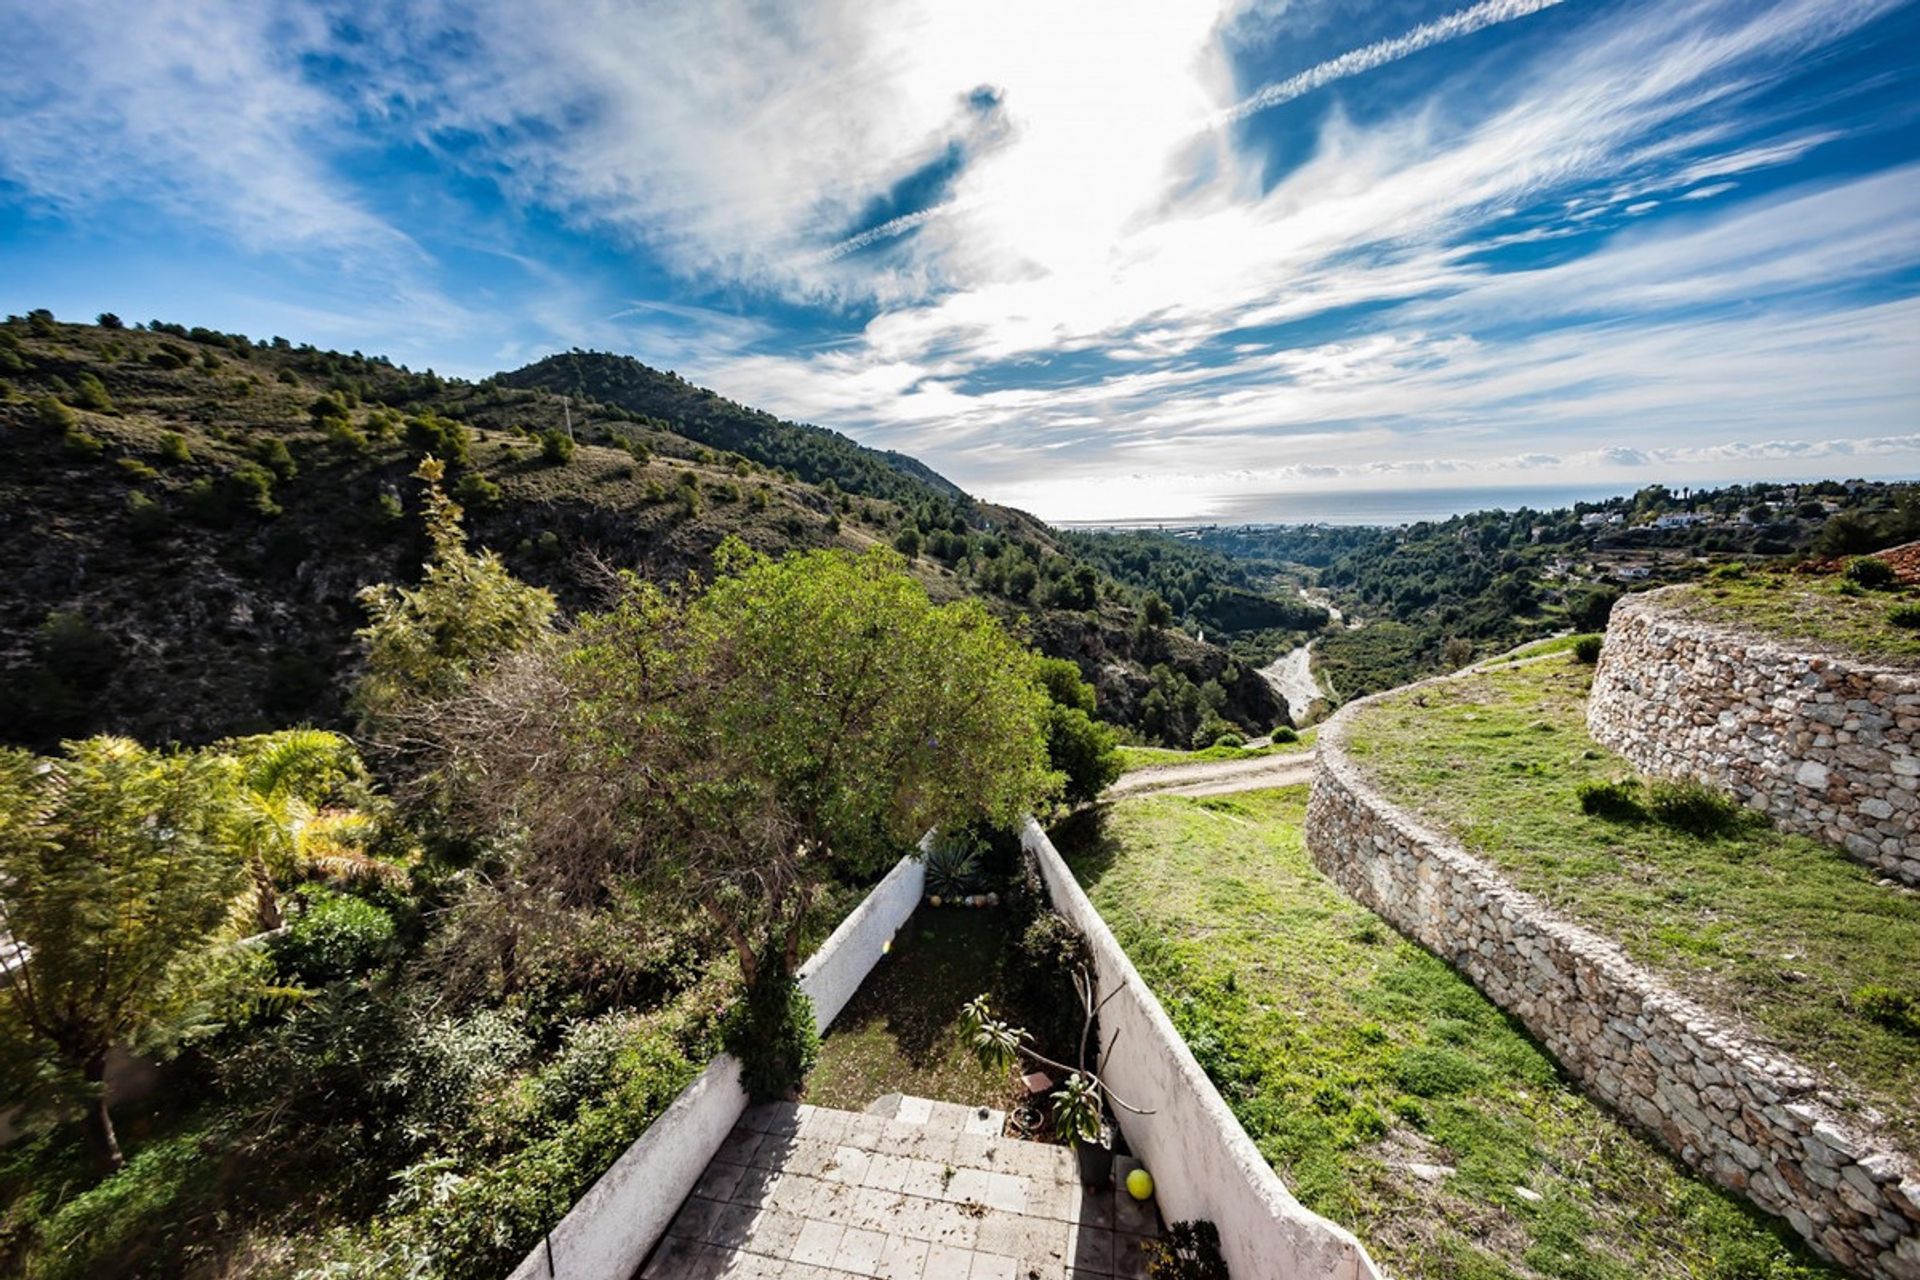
[506,849,926,1280]
[1306,700,1920,1278]
[1588,589,1920,884]
[1022,818,1384,1280]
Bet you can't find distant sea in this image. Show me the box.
[1065,483,1743,530]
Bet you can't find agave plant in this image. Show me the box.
[923,831,983,899]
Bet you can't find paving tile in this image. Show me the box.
[981,1172,1030,1215]
[715,1126,763,1166]
[883,1118,926,1148]
[1112,1189,1157,1238]
[742,1207,806,1260]
[801,1108,852,1145]
[866,1151,914,1193]
[692,1158,748,1203]
[768,1172,822,1216]
[1071,1187,1114,1231]
[667,1195,726,1242]
[824,1144,874,1184]
[791,1219,846,1268]
[845,1112,889,1147]
[642,1235,726,1279]
[901,1158,952,1201]
[1112,1233,1155,1279]
[844,1185,907,1235]
[951,1134,1002,1169]
[926,1200,981,1250]
[741,1101,802,1134]
[962,1107,1003,1136]
[896,1095,934,1125]
[729,1164,781,1208]
[1066,1225,1115,1275]
[811,1179,858,1225]
[830,1224,889,1274]
[927,1100,975,1131]
[922,1242,976,1280]
[907,1126,959,1164]
[1025,1176,1074,1222]
[968,1252,1017,1280]
[875,1234,931,1280]
[744,1131,796,1170]
[946,1167,991,1205]
[890,1194,946,1242]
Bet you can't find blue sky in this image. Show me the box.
[2,0,1916,520]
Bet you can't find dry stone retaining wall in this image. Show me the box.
[1587,589,1919,882]
[1305,695,1920,1278]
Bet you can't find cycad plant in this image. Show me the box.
[222,730,372,932]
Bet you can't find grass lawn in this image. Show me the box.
[1114,730,1314,773]
[1664,572,1920,664]
[1055,789,1838,1280]
[808,906,1029,1115]
[1345,657,1920,1148]
[1500,633,1592,661]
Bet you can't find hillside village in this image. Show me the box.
[0,309,1916,1280]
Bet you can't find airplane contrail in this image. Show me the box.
[816,202,958,262]
[1216,0,1574,126]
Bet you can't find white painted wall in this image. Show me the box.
[506,845,927,1280]
[1022,818,1384,1280]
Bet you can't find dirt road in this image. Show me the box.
[1106,750,1318,799]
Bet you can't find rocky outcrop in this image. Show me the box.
[1306,691,1920,1278]
[1587,589,1919,884]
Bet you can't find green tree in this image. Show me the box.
[0,739,245,1171]
[893,527,922,559]
[429,542,1058,988]
[355,458,555,731]
[540,430,576,464]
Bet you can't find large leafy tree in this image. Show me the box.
[0,738,246,1171]
[427,541,1060,986]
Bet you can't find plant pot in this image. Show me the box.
[1074,1126,1116,1186]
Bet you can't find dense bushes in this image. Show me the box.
[1846,556,1896,589]
[1573,634,1603,663]
[268,888,397,985]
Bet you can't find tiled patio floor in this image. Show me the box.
[640,1095,1162,1279]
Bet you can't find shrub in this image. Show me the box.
[1145,1220,1229,1280]
[251,436,298,480]
[453,470,503,510]
[1854,986,1920,1037]
[95,312,123,329]
[894,528,922,558]
[1890,603,1920,631]
[1647,779,1746,838]
[1391,1045,1484,1097]
[1572,634,1604,664]
[1270,725,1298,743]
[1846,556,1896,589]
[125,491,169,537]
[721,966,819,1103]
[70,373,114,413]
[62,428,105,460]
[268,888,398,985]
[114,457,157,481]
[157,431,191,465]
[276,367,300,385]
[1013,908,1094,1054]
[1577,778,1646,822]
[145,350,184,370]
[34,395,76,432]
[405,412,472,466]
[26,1129,221,1280]
[1211,732,1246,749]
[539,430,575,464]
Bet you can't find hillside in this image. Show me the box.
[499,350,965,506]
[0,313,1282,750]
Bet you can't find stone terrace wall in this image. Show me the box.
[1587,589,1919,883]
[1306,699,1920,1278]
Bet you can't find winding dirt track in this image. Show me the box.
[1105,750,1318,799]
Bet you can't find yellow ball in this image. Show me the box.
[1126,1168,1154,1201]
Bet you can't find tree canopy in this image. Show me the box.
[425,541,1059,985]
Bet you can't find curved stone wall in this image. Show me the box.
[1587,589,1919,883]
[1306,697,1919,1278]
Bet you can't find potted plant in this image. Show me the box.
[960,963,1148,1186]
